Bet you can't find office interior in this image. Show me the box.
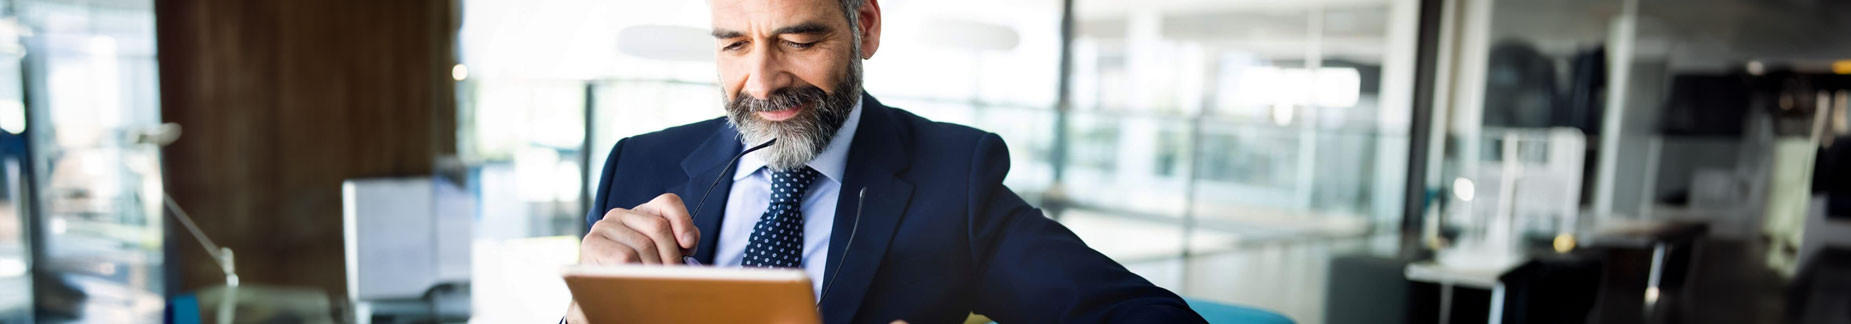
[0,0,1847,323]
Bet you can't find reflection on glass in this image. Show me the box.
[1063,113,1190,218]
[1068,1,1415,321]
[460,80,587,240]
[1070,1,1407,247]
[0,145,30,322]
[19,0,166,321]
[1198,128,1300,190]
[0,9,28,322]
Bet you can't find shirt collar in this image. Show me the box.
[732,98,863,184]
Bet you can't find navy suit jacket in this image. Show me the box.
[585,94,1206,323]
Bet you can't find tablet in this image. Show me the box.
[562,265,821,324]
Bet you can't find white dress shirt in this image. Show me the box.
[713,99,862,299]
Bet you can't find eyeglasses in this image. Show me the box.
[681,138,777,265]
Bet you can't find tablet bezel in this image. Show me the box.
[562,265,821,324]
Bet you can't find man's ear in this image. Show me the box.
[857,0,881,60]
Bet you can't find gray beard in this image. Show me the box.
[723,58,862,171]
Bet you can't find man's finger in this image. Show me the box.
[579,221,624,264]
[587,220,654,264]
[620,211,683,264]
[635,193,699,250]
[600,207,627,220]
[606,225,662,264]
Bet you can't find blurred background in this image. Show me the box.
[0,0,1846,323]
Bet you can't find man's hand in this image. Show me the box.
[580,193,701,265]
[567,193,700,324]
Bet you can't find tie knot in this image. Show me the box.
[767,166,820,204]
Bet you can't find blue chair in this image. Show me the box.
[1185,298,1295,324]
[167,293,201,324]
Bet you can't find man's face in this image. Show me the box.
[712,0,857,109]
[711,0,877,171]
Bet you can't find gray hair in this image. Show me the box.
[839,0,864,53]
[838,0,863,31]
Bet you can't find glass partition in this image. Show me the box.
[0,7,27,319]
[16,0,165,321]
[1066,1,1418,320]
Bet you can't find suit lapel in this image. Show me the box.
[677,121,744,264]
[670,95,914,322]
[819,95,915,323]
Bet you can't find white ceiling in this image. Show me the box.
[1074,0,1391,20]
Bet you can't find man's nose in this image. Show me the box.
[741,46,792,100]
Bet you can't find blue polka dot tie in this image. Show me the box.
[742,166,820,268]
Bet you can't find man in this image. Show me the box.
[567,0,1206,322]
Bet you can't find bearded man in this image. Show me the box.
[567,0,1205,322]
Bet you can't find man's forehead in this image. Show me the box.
[709,0,842,29]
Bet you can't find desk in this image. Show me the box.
[1405,260,1522,324]
[1404,221,1707,324]
[1583,221,1706,323]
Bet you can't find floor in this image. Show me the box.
[1069,214,1806,324]
[1061,211,1398,324]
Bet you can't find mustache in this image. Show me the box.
[727,85,831,114]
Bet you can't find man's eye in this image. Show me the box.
[723,41,746,51]
[784,41,815,49]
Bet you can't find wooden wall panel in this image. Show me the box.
[155,0,456,297]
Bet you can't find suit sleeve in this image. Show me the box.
[584,138,627,235]
[964,134,1206,323]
